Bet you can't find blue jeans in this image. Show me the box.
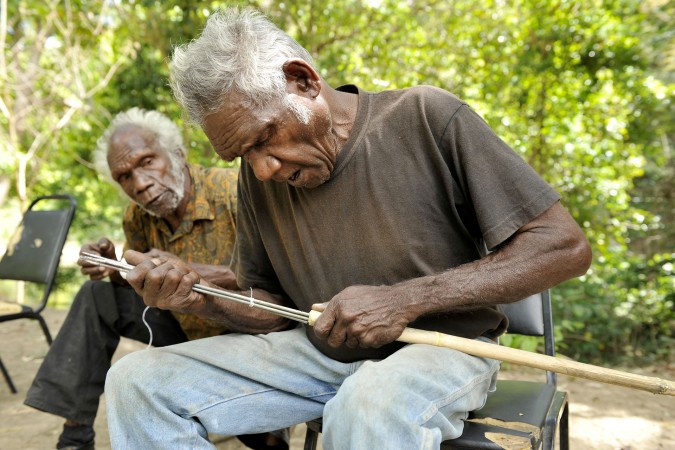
[106,326,499,450]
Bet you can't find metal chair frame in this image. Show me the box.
[0,194,76,393]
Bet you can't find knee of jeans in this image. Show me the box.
[105,350,165,400]
[325,362,399,423]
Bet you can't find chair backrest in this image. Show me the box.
[0,195,76,308]
[500,290,557,385]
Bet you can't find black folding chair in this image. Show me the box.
[303,290,569,450]
[0,194,77,393]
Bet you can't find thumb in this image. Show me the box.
[311,302,328,312]
[123,249,147,265]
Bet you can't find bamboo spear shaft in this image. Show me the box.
[307,311,675,397]
[79,252,675,397]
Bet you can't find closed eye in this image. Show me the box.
[251,125,276,151]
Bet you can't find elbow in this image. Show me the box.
[566,231,593,278]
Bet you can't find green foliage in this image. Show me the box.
[1,0,673,365]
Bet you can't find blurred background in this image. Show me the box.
[0,0,673,367]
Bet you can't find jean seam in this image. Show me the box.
[182,387,337,417]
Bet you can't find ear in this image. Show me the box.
[282,59,321,99]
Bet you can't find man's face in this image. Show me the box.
[107,125,185,217]
[202,92,338,189]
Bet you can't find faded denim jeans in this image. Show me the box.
[105,326,499,450]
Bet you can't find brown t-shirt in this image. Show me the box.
[123,163,238,340]
[232,85,560,362]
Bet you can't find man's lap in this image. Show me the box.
[106,326,499,436]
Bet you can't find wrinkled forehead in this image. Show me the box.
[109,125,157,155]
[107,125,161,167]
[203,94,283,160]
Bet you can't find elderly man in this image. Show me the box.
[24,108,287,450]
[105,9,592,450]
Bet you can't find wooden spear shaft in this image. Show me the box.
[307,311,675,397]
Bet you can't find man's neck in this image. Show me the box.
[324,83,359,150]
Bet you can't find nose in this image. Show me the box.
[132,171,153,194]
[247,152,282,181]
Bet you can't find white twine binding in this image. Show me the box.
[142,306,153,349]
[249,287,254,307]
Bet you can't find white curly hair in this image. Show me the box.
[93,107,187,184]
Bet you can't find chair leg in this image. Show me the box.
[0,356,18,394]
[36,314,53,345]
[559,402,569,450]
[303,424,319,450]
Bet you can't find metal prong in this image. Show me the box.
[78,252,310,324]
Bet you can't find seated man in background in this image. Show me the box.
[23,108,288,450]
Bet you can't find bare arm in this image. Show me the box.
[144,248,238,290]
[123,250,293,334]
[313,202,592,349]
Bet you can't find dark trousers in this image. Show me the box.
[24,280,187,425]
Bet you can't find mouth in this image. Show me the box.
[144,195,161,207]
[143,191,167,209]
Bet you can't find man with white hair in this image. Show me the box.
[24,108,288,450]
[106,8,591,450]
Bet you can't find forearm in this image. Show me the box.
[188,263,238,290]
[192,287,294,334]
[394,202,592,320]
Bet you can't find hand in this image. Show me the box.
[79,238,117,280]
[312,285,413,349]
[144,248,183,264]
[123,249,206,314]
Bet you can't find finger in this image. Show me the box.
[345,335,360,349]
[315,306,350,348]
[97,237,111,251]
[312,306,336,340]
[145,248,161,258]
[169,269,201,301]
[125,257,158,293]
[143,261,189,296]
[98,238,117,258]
[144,263,174,299]
[151,265,197,309]
[78,244,100,266]
[123,249,149,266]
[359,326,402,349]
[326,326,348,348]
[80,265,101,275]
[311,302,328,312]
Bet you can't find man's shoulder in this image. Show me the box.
[365,85,466,131]
[372,85,465,116]
[191,164,239,206]
[378,85,463,102]
[192,164,238,186]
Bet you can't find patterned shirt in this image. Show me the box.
[123,163,238,340]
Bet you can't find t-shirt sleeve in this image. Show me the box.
[441,105,561,250]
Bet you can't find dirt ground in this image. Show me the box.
[1,308,673,450]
